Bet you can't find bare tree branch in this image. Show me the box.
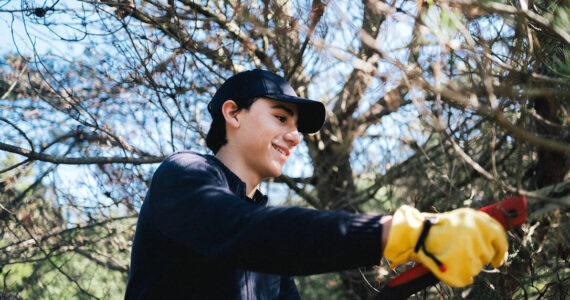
[0,142,165,165]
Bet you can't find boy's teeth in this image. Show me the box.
[273,145,284,155]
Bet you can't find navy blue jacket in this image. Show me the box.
[125,151,384,299]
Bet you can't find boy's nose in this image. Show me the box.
[284,129,302,147]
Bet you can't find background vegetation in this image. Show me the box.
[0,0,568,299]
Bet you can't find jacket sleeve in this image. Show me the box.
[146,153,384,275]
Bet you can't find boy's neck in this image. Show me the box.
[215,147,260,198]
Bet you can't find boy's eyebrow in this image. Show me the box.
[271,104,295,117]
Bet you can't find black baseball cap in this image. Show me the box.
[208,69,326,134]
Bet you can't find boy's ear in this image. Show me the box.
[221,100,241,129]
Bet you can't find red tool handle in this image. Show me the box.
[376,195,527,299]
[478,195,527,231]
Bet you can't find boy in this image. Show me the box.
[125,69,508,299]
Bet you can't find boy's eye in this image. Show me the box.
[275,115,286,123]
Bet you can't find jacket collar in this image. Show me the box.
[207,154,268,206]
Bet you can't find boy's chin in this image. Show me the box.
[266,166,283,178]
[268,170,282,178]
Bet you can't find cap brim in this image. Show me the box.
[265,94,326,134]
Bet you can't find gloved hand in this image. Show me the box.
[383,205,508,287]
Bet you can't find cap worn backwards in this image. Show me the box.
[208,69,326,134]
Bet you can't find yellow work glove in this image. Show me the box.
[383,205,508,287]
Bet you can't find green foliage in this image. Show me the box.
[549,48,570,76]
[295,273,346,300]
[1,252,127,299]
[550,1,570,28]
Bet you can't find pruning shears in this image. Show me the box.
[375,195,528,300]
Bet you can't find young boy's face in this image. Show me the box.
[231,97,301,179]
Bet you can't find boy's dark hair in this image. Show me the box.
[206,98,257,154]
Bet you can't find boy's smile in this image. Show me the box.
[272,143,290,157]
